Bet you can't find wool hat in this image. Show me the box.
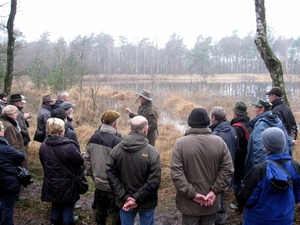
[251,99,272,110]
[59,102,76,111]
[9,94,26,103]
[232,101,248,116]
[137,89,153,101]
[101,110,121,124]
[42,95,55,103]
[266,87,283,97]
[261,127,286,154]
[188,108,210,128]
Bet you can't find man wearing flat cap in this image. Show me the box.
[243,99,293,177]
[36,95,55,142]
[59,101,76,131]
[125,89,159,146]
[84,110,122,225]
[171,108,233,225]
[266,87,298,144]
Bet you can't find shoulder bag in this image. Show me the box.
[49,146,89,194]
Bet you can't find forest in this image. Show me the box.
[1,29,300,91]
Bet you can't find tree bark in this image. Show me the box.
[4,0,17,94]
[254,0,289,104]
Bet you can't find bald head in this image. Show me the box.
[131,116,148,133]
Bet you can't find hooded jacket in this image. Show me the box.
[241,152,300,225]
[106,131,161,211]
[243,111,293,176]
[0,136,25,195]
[39,136,84,204]
[170,127,234,216]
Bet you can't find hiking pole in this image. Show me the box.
[127,96,138,108]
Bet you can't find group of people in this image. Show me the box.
[1,86,300,225]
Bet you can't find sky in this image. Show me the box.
[1,0,300,48]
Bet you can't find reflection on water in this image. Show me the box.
[109,80,300,111]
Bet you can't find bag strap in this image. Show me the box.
[48,145,74,177]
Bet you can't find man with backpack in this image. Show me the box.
[239,127,300,225]
[230,101,253,211]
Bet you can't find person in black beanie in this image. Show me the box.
[171,108,234,225]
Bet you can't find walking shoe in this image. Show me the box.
[16,195,27,201]
[74,204,81,209]
[73,216,78,222]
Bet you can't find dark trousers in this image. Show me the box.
[95,188,121,225]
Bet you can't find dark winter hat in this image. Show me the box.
[188,108,210,128]
[42,95,55,103]
[59,102,76,111]
[232,101,248,116]
[9,94,26,103]
[137,89,153,101]
[266,87,283,97]
[251,99,272,110]
[261,127,286,154]
[101,110,121,124]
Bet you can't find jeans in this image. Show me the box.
[120,208,155,225]
[95,188,120,225]
[0,194,17,225]
[50,202,75,225]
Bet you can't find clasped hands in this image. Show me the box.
[193,191,216,207]
[122,197,138,211]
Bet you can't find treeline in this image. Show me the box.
[1,30,300,91]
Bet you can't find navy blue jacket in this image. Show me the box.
[0,136,25,195]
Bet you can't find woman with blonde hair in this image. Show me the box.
[0,121,25,225]
[1,105,26,168]
[39,118,84,225]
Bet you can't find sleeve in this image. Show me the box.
[132,149,161,203]
[106,147,130,201]
[84,142,93,177]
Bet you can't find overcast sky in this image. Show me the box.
[1,0,300,48]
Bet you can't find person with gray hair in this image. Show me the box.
[107,115,161,225]
[239,127,300,225]
[52,90,71,109]
[210,106,239,225]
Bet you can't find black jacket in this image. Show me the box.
[272,98,298,140]
[39,136,84,204]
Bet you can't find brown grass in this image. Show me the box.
[10,75,300,224]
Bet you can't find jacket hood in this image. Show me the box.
[121,131,149,152]
[210,120,231,133]
[44,135,75,147]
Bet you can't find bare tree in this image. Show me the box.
[254,0,289,104]
[4,0,16,94]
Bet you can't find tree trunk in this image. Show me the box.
[4,0,17,94]
[254,0,289,105]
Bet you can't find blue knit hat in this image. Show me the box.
[261,127,286,154]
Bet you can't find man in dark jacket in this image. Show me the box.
[36,95,55,142]
[266,87,298,144]
[210,106,239,225]
[125,89,159,146]
[240,127,300,225]
[84,110,122,225]
[230,101,253,211]
[106,115,161,225]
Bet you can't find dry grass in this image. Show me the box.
[9,75,300,224]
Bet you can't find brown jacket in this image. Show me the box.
[1,115,27,168]
[170,127,234,216]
